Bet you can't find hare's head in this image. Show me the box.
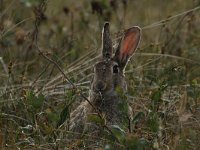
[92,23,141,96]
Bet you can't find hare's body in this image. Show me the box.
[68,23,141,133]
[70,86,129,132]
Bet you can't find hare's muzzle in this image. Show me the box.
[95,80,106,92]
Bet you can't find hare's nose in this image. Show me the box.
[95,81,106,91]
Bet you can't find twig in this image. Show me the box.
[142,5,200,30]
[30,62,51,89]
[36,46,100,116]
[29,0,122,143]
[0,0,14,19]
[1,113,30,123]
[0,17,33,40]
[163,12,189,49]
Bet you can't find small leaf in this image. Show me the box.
[147,112,159,133]
[45,108,59,124]
[87,114,104,125]
[118,101,128,115]
[191,79,198,86]
[126,136,149,150]
[27,91,45,110]
[150,85,166,111]
[57,105,70,127]
[115,86,125,98]
[116,86,129,116]
[110,125,125,143]
[151,90,162,102]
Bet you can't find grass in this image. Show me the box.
[0,0,200,149]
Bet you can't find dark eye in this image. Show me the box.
[105,53,110,58]
[113,65,119,73]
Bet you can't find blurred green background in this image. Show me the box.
[0,0,200,149]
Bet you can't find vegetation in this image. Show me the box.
[0,0,200,149]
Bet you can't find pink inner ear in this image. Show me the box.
[120,28,140,60]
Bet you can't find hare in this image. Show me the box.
[66,22,141,135]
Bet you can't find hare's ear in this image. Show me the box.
[102,22,113,59]
[114,26,141,69]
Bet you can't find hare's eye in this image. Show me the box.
[113,65,119,74]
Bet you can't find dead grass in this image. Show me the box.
[0,0,200,149]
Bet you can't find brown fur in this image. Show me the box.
[65,22,141,135]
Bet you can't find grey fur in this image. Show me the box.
[102,22,113,59]
[67,23,141,134]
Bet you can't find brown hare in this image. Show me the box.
[66,22,141,135]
